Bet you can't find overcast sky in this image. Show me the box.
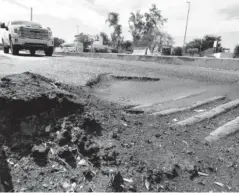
[1,0,239,50]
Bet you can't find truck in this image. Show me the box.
[0,20,54,56]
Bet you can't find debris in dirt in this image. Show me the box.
[196,178,206,186]
[31,144,50,162]
[121,121,128,127]
[183,162,199,180]
[155,133,161,138]
[81,113,103,135]
[182,140,189,146]
[198,172,209,176]
[121,143,132,148]
[162,164,180,179]
[45,125,52,133]
[102,167,117,176]
[214,181,224,187]
[144,178,150,190]
[128,184,137,192]
[57,130,72,146]
[102,150,119,165]
[194,109,206,113]
[123,178,133,183]
[184,148,195,155]
[172,118,178,122]
[61,181,71,190]
[83,169,95,181]
[57,146,76,168]
[104,141,116,150]
[111,130,119,140]
[108,171,124,192]
[78,159,88,166]
[226,185,232,190]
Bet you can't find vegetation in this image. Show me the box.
[106,12,123,49]
[53,37,65,47]
[186,35,223,54]
[128,4,171,53]
[233,45,239,58]
[162,47,171,55]
[172,47,183,56]
[99,32,110,45]
[187,48,199,56]
[74,33,92,49]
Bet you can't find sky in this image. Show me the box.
[1,0,239,50]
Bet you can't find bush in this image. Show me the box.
[233,45,239,58]
[162,48,171,55]
[111,49,118,53]
[172,47,183,56]
[187,48,199,56]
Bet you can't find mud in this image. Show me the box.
[0,72,239,192]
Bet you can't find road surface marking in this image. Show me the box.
[205,116,239,142]
[176,99,239,126]
[152,96,226,116]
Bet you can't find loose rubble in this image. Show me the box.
[0,72,239,191]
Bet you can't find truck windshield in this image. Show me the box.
[11,21,42,28]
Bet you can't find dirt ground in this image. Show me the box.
[0,72,239,192]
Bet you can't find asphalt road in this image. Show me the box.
[0,51,239,108]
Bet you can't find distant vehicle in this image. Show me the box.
[61,42,83,53]
[1,20,54,56]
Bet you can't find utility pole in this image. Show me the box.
[183,1,191,52]
[30,7,33,21]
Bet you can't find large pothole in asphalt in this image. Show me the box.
[85,73,162,106]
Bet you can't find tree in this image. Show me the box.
[99,32,110,45]
[106,12,123,49]
[129,4,167,45]
[233,45,239,58]
[74,33,92,49]
[172,47,183,56]
[188,48,199,56]
[162,47,171,55]
[150,31,174,53]
[54,37,65,47]
[186,35,223,53]
[120,40,133,51]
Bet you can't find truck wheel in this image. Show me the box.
[10,40,19,55]
[45,47,53,56]
[2,41,9,54]
[30,49,35,56]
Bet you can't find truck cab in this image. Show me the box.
[1,20,54,56]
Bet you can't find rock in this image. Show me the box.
[57,130,71,146]
[57,146,75,160]
[45,125,51,133]
[31,144,50,159]
[62,182,70,190]
[102,167,117,176]
[85,143,100,155]
[110,171,124,192]
[83,169,94,181]
[128,184,137,192]
[162,164,179,179]
[57,146,76,168]
[155,133,161,138]
[78,159,88,166]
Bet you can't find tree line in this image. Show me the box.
[54,4,239,57]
